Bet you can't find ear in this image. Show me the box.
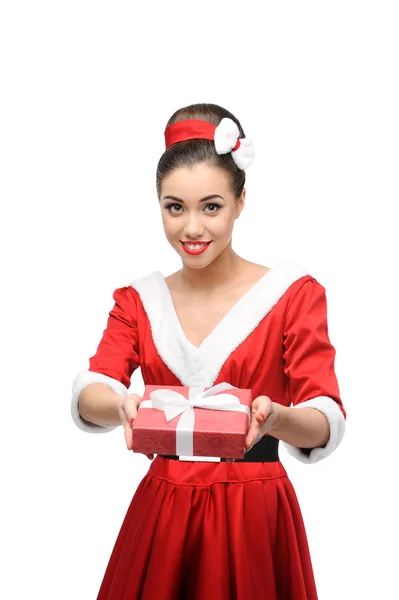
[235,188,246,218]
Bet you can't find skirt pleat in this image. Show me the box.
[97,457,318,600]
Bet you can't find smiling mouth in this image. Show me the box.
[181,241,212,255]
[181,241,211,249]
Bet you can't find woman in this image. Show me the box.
[71,103,346,599]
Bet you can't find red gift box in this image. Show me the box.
[131,383,252,459]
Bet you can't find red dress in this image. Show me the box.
[71,260,346,599]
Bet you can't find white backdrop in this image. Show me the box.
[1,1,398,598]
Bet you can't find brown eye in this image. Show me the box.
[204,203,221,213]
[165,203,183,213]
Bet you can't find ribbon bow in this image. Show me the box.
[214,117,255,170]
[139,382,250,457]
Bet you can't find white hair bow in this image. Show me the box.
[214,117,255,170]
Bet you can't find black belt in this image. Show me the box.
[159,435,279,463]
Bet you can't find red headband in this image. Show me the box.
[164,119,241,152]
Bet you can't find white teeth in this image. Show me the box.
[184,243,207,250]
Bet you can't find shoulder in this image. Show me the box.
[278,264,329,326]
[111,272,162,309]
[128,271,164,298]
[110,285,139,315]
[267,259,320,297]
[254,260,328,322]
[110,275,160,322]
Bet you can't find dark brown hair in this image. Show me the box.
[156,103,246,199]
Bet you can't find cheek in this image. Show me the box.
[160,211,171,227]
[161,215,180,237]
[213,213,236,236]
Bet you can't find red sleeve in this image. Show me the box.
[283,278,346,419]
[88,286,140,389]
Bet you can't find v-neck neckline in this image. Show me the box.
[131,260,309,387]
[156,265,275,351]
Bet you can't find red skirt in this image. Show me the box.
[97,457,318,599]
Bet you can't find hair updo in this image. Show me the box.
[156,103,246,200]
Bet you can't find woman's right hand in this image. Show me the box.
[118,393,154,460]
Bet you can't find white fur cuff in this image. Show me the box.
[283,396,346,464]
[71,370,128,434]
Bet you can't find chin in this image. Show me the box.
[183,253,219,270]
[183,261,211,270]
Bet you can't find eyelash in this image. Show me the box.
[165,203,222,214]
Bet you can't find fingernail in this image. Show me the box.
[259,412,265,420]
[130,417,135,426]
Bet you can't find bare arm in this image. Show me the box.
[78,383,125,428]
[270,404,330,448]
[246,395,345,464]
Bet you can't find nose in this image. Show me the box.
[183,213,205,239]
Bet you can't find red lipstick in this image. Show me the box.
[181,241,212,256]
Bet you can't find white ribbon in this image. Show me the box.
[214,117,255,170]
[138,382,251,457]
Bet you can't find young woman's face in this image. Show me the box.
[159,162,245,269]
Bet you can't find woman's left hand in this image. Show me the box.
[245,395,278,452]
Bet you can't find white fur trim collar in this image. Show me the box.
[130,260,309,388]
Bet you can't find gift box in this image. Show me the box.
[131,382,252,459]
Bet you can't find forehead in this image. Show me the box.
[161,163,231,198]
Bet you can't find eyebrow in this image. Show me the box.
[161,194,224,204]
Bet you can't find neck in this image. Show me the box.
[178,244,246,292]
